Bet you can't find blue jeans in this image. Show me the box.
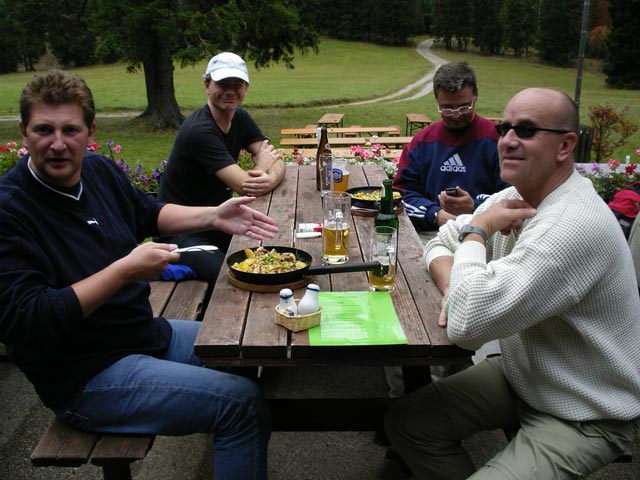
[55,320,270,479]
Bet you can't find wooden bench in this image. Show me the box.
[31,279,209,480]
[405,113,432,135]
[280,126,401,138]
[279,136,412,149]
[577,124,594,163]
[280,147,403,160]
[317,113,344,128]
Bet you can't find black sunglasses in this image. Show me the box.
[495,122,572,139]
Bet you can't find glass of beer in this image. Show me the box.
[367,226,397,292]
[322,191,351,264]
[331,157,350,192]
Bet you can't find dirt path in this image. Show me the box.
[333,39,447,107]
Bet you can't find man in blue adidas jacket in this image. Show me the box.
[393,61,509,231]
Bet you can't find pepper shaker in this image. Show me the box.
[279,288,298,316]
[297,283,320,315]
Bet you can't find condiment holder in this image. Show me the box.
[274,300,322,332]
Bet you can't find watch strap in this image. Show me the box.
[458,224,488,243]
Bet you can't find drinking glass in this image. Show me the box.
[367,226,397,292]
[322,191,351,264]
[331,157,350,192]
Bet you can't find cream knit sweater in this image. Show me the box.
[425,171,640,422]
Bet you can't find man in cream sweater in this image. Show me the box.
[385,88,640,479]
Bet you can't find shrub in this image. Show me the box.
[589,104,638,163]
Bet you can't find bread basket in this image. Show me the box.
[274,300,321,332]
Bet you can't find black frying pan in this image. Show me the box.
[226,246,380,285]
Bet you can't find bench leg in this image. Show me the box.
[102,463,133,480]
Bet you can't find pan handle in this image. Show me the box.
[307,261,381,275]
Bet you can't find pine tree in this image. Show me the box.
[604,0,640,89]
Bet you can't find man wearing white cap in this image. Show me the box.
[158,52,285,283]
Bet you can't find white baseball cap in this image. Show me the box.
[203,52,249,83]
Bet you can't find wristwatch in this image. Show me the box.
[458,224,488,243]
[433,210,439,225]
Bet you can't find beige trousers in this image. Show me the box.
[385,356,638,480]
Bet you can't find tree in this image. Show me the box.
[537,0,582,67]
[0,0,47,73]
[90,0,319,129]
[470,0,503,55]
[604,0,640,89]
[504,0,536,57]
[46,3,97,68]
[312,0,424,46]
[431,0,471,50]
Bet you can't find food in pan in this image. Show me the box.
[231,247,308,274]
[350,189,402,202]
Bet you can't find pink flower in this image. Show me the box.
[636,148,640,157]
[18,147,28,156]
[607,158,620,171]
[113,144,122,154]
[86,142,99,152]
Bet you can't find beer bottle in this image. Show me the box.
[315,127,331,191]
[374,179,399,230]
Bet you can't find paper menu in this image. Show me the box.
[308,291,408,346]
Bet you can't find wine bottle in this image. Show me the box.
[315,127,331,191]
[374,179,399,230]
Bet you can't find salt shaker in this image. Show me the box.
[297,283,320,315]
[278,288,298,316]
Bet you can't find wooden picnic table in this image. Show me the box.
[194,164,472,430]
[405,113,433,135]
[280,126,401,138]
[279,147,403,160]
[279,136,413,149]
[317,113,344,128]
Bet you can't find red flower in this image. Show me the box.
[625,163,637,176]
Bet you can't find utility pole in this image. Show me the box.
[574,0,591,115]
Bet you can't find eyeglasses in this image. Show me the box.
[495,122,572,139]
[438,101,474,116]
[214,80,246,91]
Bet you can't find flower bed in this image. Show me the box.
[239,143,400,180]
[576,150,640,203]
[0,140,166,193]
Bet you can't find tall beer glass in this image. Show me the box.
[367,226,397,292]
[322,192,351,264]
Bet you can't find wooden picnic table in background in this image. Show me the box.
[405,113,433,135]
[279,136,413,149]
[279,147,403,160]
[317,113,344,128]
[280,126,401,138]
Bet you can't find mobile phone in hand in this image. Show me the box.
[445,187,458,196]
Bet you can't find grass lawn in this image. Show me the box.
[1,37,639,169]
